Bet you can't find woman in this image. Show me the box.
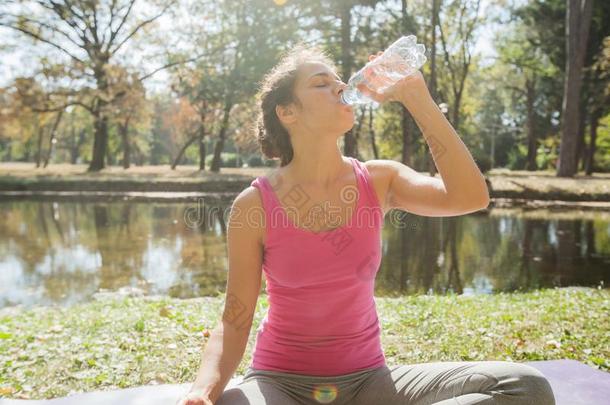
[177,44,555,405]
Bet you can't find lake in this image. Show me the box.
[1,199,608,309]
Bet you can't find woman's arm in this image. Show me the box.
[358,60,489,217]
[186,320,250,403]
[408,91,489,201]
[185,187,264,403]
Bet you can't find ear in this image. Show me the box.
[276,104,297,125]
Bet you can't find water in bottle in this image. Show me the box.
[340,35,427,106]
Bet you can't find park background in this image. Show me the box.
[0,0,608,401]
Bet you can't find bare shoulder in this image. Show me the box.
[230,184,266,246]
[362,159,400,216]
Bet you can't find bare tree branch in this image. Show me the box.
[35,0,91,46]
[108,0,177,56]
[105,0,137,53]
[138,52,215,82]
[5,13,85,49]
[0,23,86,64]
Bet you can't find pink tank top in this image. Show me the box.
[248,157,387,376]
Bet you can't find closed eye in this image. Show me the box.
[315,84,327,87]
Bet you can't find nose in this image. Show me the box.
[335,80,347,98]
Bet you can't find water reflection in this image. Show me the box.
[377,209,610,297]
[0,200,608,309]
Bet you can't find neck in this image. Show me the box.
[285,136,347,187]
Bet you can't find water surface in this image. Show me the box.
[1,199,608,309]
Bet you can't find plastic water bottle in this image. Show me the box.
[340,35,427,106]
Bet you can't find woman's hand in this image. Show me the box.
[175,388,214,405]
[356,51,432,110]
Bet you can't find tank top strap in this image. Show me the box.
[349,157,382,210]
[250,176,280,213]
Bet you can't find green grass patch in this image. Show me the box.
[0,287,608,399]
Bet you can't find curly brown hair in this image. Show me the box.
[253,42,338,167]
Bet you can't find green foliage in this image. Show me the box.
[0,0,608,173]
[205,152,240,168]
[472,152,492,173]
[247,155,264,167]
[507,144,528,170]
[536,139,559,170]
[592,113,610,171]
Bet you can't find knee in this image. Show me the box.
[508,363,556,405]
[215,388,249,405]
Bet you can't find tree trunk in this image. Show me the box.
[23,135,32,162]
[199,137,206,171]
[352,105,365,140]
[198,107,207,171]
[210,102,233,172]
[427,0,439,175]
[171,134,198,170]
[88,63,111,172]
[69,122,77,164]
[35,123,44,168]
[400,0,412,167]
[557,0,594,177]
[43,110,64,168]
[525,77,537,171]
[401,107,411,166]
[576,96,587,172]
[369,106,379,160]
[584,108,599,175]
[106,130,113,167]
[121,116,131,169]
[88,108,109,171]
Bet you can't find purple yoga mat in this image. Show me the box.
[0,360,608,404]
[525,359,610,405]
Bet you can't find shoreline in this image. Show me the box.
[1,191,610,211]
[1,163,609,205]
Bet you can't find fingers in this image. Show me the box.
[176,392,210,405]
[356,82,384,104]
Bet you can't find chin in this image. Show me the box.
[344,115,356,129]
[340,122,355,133]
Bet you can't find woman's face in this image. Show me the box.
[281,62,355,136]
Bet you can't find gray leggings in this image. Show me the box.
[216,361,555,405]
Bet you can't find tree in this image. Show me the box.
[494,16,560,170]
[557,0,594,177]
[436,0,483,132]
[168,0,300,172]
[585,36,610,174]
[5,76,67,167]
[166,95,204,170]
[0,0,177,171]
[107,66,151,169]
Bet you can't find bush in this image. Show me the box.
[247,155,278,168]
[205,152,239,168]
[507,144,528,170]
[247,155,264,167]
[474,154,492,173]
[536,147,558,171]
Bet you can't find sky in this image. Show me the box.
[0,0,513,94]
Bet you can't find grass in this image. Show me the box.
[0,162,271,180]
[0,287,608,399]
